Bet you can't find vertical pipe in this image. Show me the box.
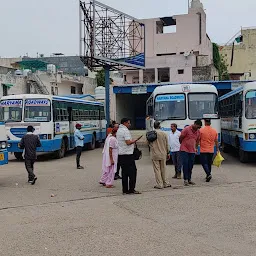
[105,66,110,127]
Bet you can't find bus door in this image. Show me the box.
[68,107,75,148]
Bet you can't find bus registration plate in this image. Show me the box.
[0,153,4,161]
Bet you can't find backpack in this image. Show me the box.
[146,130,157,143]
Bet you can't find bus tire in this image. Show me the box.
[222,142,229,153]
[56,139,66,159]
[14,152,23,161]
[239,149,249,163]
[88,134,96,150]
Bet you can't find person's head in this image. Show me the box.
[171,123,177,132]
[193,119,202,130]
[76,123,82,130]
[27,126,34,133]
[112,123,119,132]
[204,118,211,126]
[112,120,116,126]
[154,121,161,130]
[111,128,118,137]
[121,118,131,128]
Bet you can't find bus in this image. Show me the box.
[146,83,220,154]
[219,82,256,163]
[0,121,8,165]
[0,94,106,160]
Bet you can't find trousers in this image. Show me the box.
[152,159,169,188]
[25,159,36,181]
[171,151,182,174]
[200,153,214,176]
[118,155,137,193]
[76,146,83,167]
[181,151,195,181]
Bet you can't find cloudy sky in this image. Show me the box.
[0,0,255,57]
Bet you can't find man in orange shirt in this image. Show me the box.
[200,119,219,182]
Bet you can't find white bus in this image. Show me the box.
[146,84,220,154]
[219,82,256,162]
[0,94,106,160]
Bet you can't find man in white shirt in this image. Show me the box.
[169,123,182,179]
[117,118,142,195]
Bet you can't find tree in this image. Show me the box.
[95,69,114,87]
[212,43,230,81]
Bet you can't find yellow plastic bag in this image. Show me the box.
[213,152,225,168]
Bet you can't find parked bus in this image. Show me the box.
[219,82,256,162]
[146,84,220,154]
[0,94,106,160]
[0,120,8,165]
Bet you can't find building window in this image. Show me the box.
[2,85,8,96]
[178,69,184,74]
[71,86,76,94]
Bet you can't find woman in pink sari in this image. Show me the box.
[99,128,119,188]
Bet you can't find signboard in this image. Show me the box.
[155,94,185,102]
[0,100,22,107]
[25,99,50,106]
[203,114,218,119]
[132,86,147,94]
[182,85,191,93]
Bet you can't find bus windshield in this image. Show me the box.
[188,93,218,119]
[24,99,51,122]
[0,99,23,122]
[245,91,256,119]
[154,94,186,120]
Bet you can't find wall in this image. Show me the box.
[220,29,256,80]
[0,74,27,98]
[0,58,22,68]
[192,65,218,82]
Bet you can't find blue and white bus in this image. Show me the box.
[219,82,256,162]
[146,83,220,154]
[0,94,106,160]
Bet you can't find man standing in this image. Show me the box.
[149,121,171,189]
[75,123,84,169]
[200,119,219,182]
[19,126,41,185]
[168,123,182,179]
[180,120,202,186]
[117,118,142,194]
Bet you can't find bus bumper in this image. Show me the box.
[7,139,63,153]
[0,150,8,165]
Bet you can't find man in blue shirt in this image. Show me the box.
[74,123,84,169]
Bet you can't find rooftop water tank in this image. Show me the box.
[95,86,105,100]
[47,64,56,74]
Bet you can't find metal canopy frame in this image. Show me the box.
[79,0,145,71]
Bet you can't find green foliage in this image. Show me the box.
[212,43,230,81]
[95,69,114,87]
[96,69,105,87]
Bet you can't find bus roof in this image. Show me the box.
[1,94,104,106]
[153,83,217,95]
[219,82,256,101]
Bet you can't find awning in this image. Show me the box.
[2,83,13,88]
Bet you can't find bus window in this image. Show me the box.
[0,100,23,122]
[188,93,218,120]
[245,91,256,119]
[24,99,51,122]
[154,94,186,120]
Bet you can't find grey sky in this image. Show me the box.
[0,0,255,58]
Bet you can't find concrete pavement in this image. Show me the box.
[1,149,256,255]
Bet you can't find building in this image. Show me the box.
[220,28,256,80]
[112,0,218,128]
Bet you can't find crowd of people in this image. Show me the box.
[18,117,218,193]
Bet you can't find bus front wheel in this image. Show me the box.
[56,140,66,159]
[14,152,23,161]
[239,149,249,163]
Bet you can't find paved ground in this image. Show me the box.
[1,148,256,255]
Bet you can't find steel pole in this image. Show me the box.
[104,66,110,127]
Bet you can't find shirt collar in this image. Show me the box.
[27,132,33,134]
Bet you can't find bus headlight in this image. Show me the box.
[249,134,256,140]
[1,142,7,149]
